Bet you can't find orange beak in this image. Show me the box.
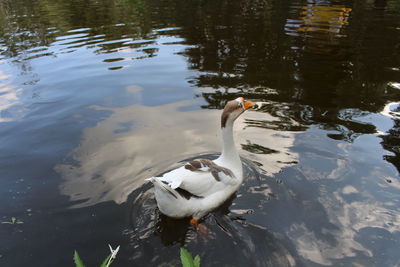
[244,100,255,110]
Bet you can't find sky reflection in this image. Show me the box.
[0,67,25,122]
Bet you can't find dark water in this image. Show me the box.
[1,0,400,266]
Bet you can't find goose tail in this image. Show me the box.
[146,177,179,200]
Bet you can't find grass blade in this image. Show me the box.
[193,255,200,267]
[100,254,112,267]
[180,247,194,267]
[73,250,85,267]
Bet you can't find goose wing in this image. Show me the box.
[158,159,236,198]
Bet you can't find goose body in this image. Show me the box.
[146,97,254,222]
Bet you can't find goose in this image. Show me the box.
[146,97,255,227]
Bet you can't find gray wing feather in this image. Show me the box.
[184,159,235,182]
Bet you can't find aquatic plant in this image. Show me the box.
[73,246,200,267]
[73,245,120,267]
[1,217,23,224]
[179,248,201,267]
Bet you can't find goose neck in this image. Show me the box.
[220,123,240,163]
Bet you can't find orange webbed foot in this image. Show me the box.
[190,218,198,228]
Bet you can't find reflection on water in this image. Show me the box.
[1,0,400,266]
[381,102,400,174]
[285,4,352,54]
[56,100,220,207]
[289,5,351,34]
[0,67,22,122]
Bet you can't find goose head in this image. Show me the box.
[221,97,255,128]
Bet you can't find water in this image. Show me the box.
[1,0,400,266]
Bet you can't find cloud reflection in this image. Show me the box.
[0,69,25,122]
[284,133,400,266]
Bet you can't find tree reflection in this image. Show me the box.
[174,0,399,142]
[381,104,400,173]
[2,0,398,112]
[0,0,154,59]
[382,119,400,173]
[1,0,400,164]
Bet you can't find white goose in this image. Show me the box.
[146,97,255,226]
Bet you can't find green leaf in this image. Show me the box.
[193,255,201,267]
[11,217,16,224]
[16,221,24,224]
[100,254,112,267]
[2,222,12,224]
[180,248,194,267]
[73,250,85,267]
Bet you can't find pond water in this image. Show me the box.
[1,0,400,266]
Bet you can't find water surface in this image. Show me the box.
[1,0,400,266]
